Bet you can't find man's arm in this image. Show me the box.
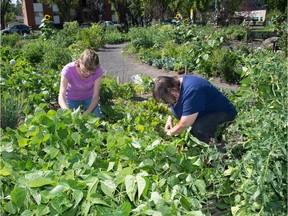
[167,112,198,136]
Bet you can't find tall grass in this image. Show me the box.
[1,92,28,130]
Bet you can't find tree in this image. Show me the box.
[39,0,79,21]
[260,0,287,13]
[109,0,131,25]
[0,0,12,29]
[14,0,22,15]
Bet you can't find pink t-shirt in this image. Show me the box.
[61,61,104,100]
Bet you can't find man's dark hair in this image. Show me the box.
[153,76,180,104]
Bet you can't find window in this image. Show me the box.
[34,12,43,17]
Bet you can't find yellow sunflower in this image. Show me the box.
[175,13,182,20]
[183,18,189,23]
[44,14,51,21]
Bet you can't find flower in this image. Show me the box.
[175,13,182,20]
[44,14,51,21]
[183,18,189,23]
[10,59,16,65]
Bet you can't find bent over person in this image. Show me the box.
[153,75,237,145]
[58,49,103,117]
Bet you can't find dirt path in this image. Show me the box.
[97,43,239,91]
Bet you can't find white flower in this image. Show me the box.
[10,59,16,65]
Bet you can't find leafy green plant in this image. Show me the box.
[39,14,55,40]
[198,48,240,83]
[52,21,80,48]
[104,28,129,44]
[79,23,105,50]
[42,41,72,70]
[129,27,155,51]
[1,33,22,48]
[0,91,28,130]
[22,40,45,64]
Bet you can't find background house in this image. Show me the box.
[22,0,114,30]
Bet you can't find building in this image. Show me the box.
[22,0,114,30]
[236,0,266,24]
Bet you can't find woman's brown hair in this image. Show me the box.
[78,50,100,73]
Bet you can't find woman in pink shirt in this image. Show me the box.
[58,49,103,117]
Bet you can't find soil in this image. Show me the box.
[97,43,239,91]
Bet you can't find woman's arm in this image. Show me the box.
[83,76,102,115]
[167,112,198,136]
[58,76,69,109]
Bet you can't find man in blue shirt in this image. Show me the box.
[153,76,237,145]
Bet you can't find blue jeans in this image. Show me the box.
[66,97,103,117]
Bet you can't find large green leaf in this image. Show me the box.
[71,132,81,144]
[194,179,206,196]
[88,151,97,167]
[116,167,133,184]
[28,177,55,188]
[101,179,116,198]
[125,175,137,201]
[10,187,28,208]
[114,202,131,216]
[136,175,146,200]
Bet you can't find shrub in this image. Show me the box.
[199,48,240,83]
[104,28,129,44]
[225,25,248,41]
[53,21,80,47]
[22,40,45,64]
[129,27,155,51]
[79,23,105,50]
[42,41,72,70]
[1,33,22,48]
[0,92,28,130]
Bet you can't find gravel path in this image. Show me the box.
[97,43,239,91]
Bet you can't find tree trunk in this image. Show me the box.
[1,0,10,29]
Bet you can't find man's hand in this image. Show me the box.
[166,130,172,136]
[165,116,173,132]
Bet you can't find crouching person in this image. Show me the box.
[153,76,237,150]
[58,49,103,117]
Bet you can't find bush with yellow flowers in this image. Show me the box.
[39,14,54,40]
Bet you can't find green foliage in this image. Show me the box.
[0,22,287,216]
[41,41,72,70]
[22,40,45,64]
[199,48,240,83]
[1,33,22,47]
[225,50,287,215]
[278,30,287,55]
[104,28,129,44]
[224,25,248,41]
[53,21,80,48]
[0,91,28,130]
[129,27,155,51]
[21,39,72,70]
[39,15,55,40]
[79,23,105,50]
[266,10,287,29]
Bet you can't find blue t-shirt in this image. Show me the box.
[171,76,237,119]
